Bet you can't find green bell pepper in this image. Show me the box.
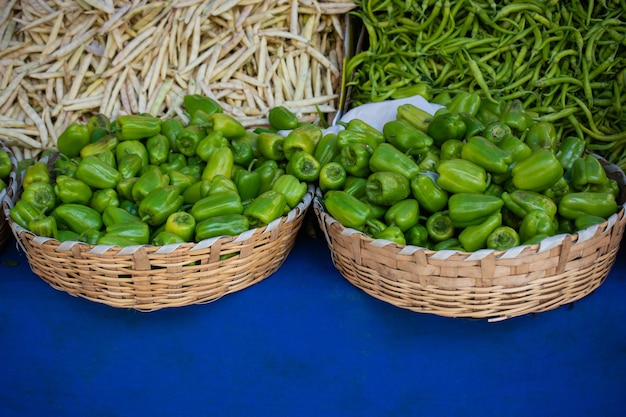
[319,161,347,192]
[244,190,287,227]
[196,131,229,162]
[164,211,196,242]
[285,151,321,182]
[146,134,171,165]
[176,125,205,157]
[571,154,608,190]
[342,176,367,198]
[52,203,103,234]
[369,143,420,180]
[323,190,372,231]
[21,182,57,213]
[458,112,486,138]
[132,166,170,202]
[574,214,607,230]
[86,114,111,142]
[102,205,141,227]
[169,171,197,194]
[233,166,262,204]
[115,140,149,169]
[525,121,558,152]
[433,237,464,251]
[210,113,246,139]
[410,171,449,214]
[440,139,464,161]
[80,133,119,159]
[272,174,307,209]
[336,129,379,151]
[501,190,558,219]
[28,212,58,238]
[511,148,563,192]
[104,221,151,245]
[486,226,520,251]
[339,119,385,145]
[339,142,372,178]
[314,133,340,166]
[53,155,78,178]
[78,228,105,245]
[161,118,184,152]
[384,198,419,232]
[95,150,117,170]
[195,213,250,240]
[543,176,570,203]
[461,136,513,174]
[447,91,481,116]
[395,103,432,132]
[202,146,234,182]
[75,155,121,190]
[426,211,455,242]
[556,136,586,170]
[427,111,467,145]
[209,174,238,196]
[97,235,144,247]
[257,132,285,161]
[115,114,162,141]
[382,119,433,155]
[283,124,322,160]
[268,105,299,130]
[497,135,532,163]
[56,122,90,158]
[191,191,243,222]
[152,231,186,246]
[373,225,406,246]
[54,175,92,205]
[416,150,440,172]
[558,192,618,220]
[365,171,411,206]
[252,159,283,194]
[23,161,50,188]
[498,99,532,132]
[231,140,255,167]
[116,177,138,201]
[117,153,143,179]
[405,223,429,247]
[138,185,184,226]
[518,209,557,243]
[436,159,488,194]
[448,193,504,228]
[483,122,512,144]
[183,179,212,204]
[160,152,187,174]
[10,200,41,229]
[459,211,502,252]
[184,94,223,118]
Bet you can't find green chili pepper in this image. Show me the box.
[410,171,449,214]
[138,185,184,226]
[244,190,287,227]
[524,121,558,152]
[202,146,234,182]
[271,174,307,209]
[10,200,41,229]
[195,214,250,240]
[21,182,56,213]
[558,192,618,220]
[23,161,50,188]
[511,148,563,192]
[501,189,558,219]
[323,190,372,231]
[57,122,90,158]
[132,166,170,202]
[461,136,513,174]
[268,106,299,130]
[459,211,502,252]
[184,94,223,118]
[285,151,321,182]
[52,203,103,234]
[115,114,162,141]
[164,211,196,242]
[571,154,608,190]
[519,209,557,243]
[365,171,411,206]
[396,103,432,132]
[54,175,92,205]
[161,118,184,152]
[319,161,347,192]
[369,143,420,180]
[258,132,285,161]
[486,226,520,251]
[436,158,488,194]
[405,223,429,247]
[427,111,467,145]
[339,142,372,178]
[102,205,141,228]
[426,211,455,243]
[191,191,243,222]
[383,119,434,155]
[556,136,586,170]
[448,193,504,228]
[384,198,419,232]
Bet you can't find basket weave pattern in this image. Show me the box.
[3,186,313,311]
[314,159,626,320]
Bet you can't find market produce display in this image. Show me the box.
[0,0,355,161]
[345,0,626,170]
[0,149,12,192]
[10,95,315,247]
[318,92,622,252]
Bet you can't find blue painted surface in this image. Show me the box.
[1,224,625,417]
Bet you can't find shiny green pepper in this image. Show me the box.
[210,113,246,139]
[10,200,41,229]
[323,190,372,231]
[233,166,262,204]
[524,121,557,152]
[373,225,406,245]
[395,103,432,132]
[104,221,151,245]
[426,111,467,146]
[195,214,250,240]
[498,99,532,132]
[102,205,141,228]
[339,119,385,145]
[117,153,143,179]
[511,148,563,192]
[448,193,504,228]
[459,211,502,252]
[501,190,558,219]
[56,122,90,158]
[244,190,287,227]
[182,179,212,204]
[183,94,223,118]
[339,142,372,178]
[268,106,299,130]
[405,223,429,247]
[369,143,420,180]
[285,151,321,182]
[176,125,205,157]
[283,126,319,160]
[426,211,455,242]
[271,174,307,209]
[257,132,285,161]
[461,136,512,174]
[410,171,449,214]
[497,135,532,163]
[384,198,419,232]
[486,226,520,251]
[28,212,58,238]
[164,211,196,242]
[146,134,171,165]
[23,161,50,188]
[571,154,608,190]
[365,171,411,206]
[313,133,340,166]
[191,191,243,222]
[52,203,103,234]
[115,140,149,169]
[319,161,347,192]
[446,91,481,116]
[556,136,586,171]
[161,118,184,152]
[558,192,618,220]
[21,182,57,213]
[54,175,92,205]
[382,119,433,155]
[115,114,162,141]
[132,166,170,202]
[436,159,488,194]
[75,155,121,190]
[138,185,184,226]
[518,209,557,243]
[202,146,234,182]
[196,131,228,162]
[80,133,119,159]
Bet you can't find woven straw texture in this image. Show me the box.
[314,158,626,321]
[0,142,18,251]
[3,183,313,311]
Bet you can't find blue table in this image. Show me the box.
[1,221,625,417]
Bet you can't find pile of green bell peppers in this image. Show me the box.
[321,92,622,251]
[10,97,314,247]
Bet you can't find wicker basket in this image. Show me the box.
[314,157,626,321]
[3,177,314,311]
[0,142,19,251]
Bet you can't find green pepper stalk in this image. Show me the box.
[319,162,347,192]
[459,211,503,252]
[21,182,57,214]
[56,122,90,158]
[244,190,287,227]
[339,142,372,178]
[426,211,455,243]
[138,185,184,227]
[164,211,196,242]
[323,190,372,231]
[511,148,563,192]
[271,174,307,209]
[369,143,420,180]
[268,106,299,130]
[52,203,103,234]
[365,171,411,206]
[436,158,489,194]
[410,171,449,214]
[285,151,321,182]
[195,214,250,240]
[461,136,513,174]
[115,114,162,141]
[54,175,92,205]
[486,226,520,251]
[382,119,434,155]
[384,198,419,232]
[23,161,50,188]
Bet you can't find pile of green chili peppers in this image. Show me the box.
[320,92,622,251]
[10,96,315,247]
[346,0,626,170]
